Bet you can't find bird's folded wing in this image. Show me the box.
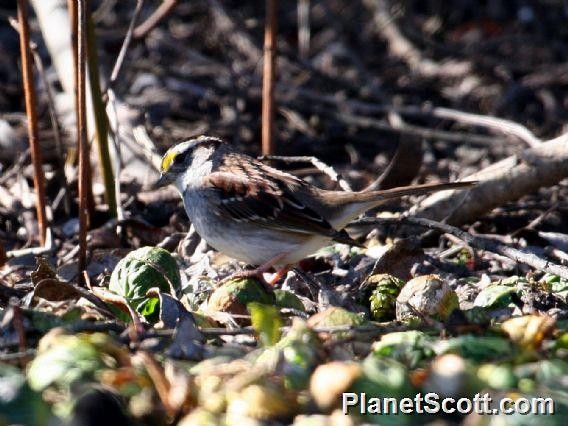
[202,171,358,245]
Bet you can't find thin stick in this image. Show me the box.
[133,0,178,39]
[297,0,310,59]
[77,0,89,285]
[259,154,352,191]
[68,0,95,220]
[16,0,47,246]
[313,105,502,146]
[288,88,541,147]
[31,48,71,215]
[261,0,278,155]
[108,0,144,87]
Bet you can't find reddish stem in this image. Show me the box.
[17,0,47,245]
[261,0,278,155]
[76,0,89,285]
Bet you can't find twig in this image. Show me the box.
[68,0,95,221]
[317,107,501,146]
[262,0,278,155]
[297,0,310,59]
[77,0,89,285]
[284,88,540,147]
[108,0,144,88]
[105,88,125,221]
[6,228,54,258]
[31,48,71,215]
[258,154,352,191]
[132,125,164,171]
[422,107,542,148]
[133,0,178,39]
[353,216,568,280]
[16,0,47,246]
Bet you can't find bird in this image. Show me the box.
[156,136,475,282]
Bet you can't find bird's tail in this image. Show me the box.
[325,181,477,229]
[360,181,477,202]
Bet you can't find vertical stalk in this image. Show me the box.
[68,0,95,225]
[17,0,47,246]
[261,0,278,155]
[77,0,89,284]
[298,0,310,59]
[86,7,117,217]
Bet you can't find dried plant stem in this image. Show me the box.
[30,48,71,215]
[68,0,95,221]
[133,0,178,39]
[259,154,352,191]
[297,0,310,59]
[17,0,48,246]
[86,10,117,216]
[261,0,278,155]
[77,0,89,284]
[109,0,144,88]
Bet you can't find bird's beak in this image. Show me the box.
[154,172,175,189]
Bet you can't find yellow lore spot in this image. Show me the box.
[161,150,178,172]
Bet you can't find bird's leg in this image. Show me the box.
[267,265,291,286]
[221,252,290,291]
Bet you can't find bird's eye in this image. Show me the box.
[173,152,186,164]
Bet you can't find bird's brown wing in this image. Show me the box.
[202,170,361,246]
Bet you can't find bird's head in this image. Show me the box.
[155,135,225,189]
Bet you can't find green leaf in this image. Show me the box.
[274,289,305,312]
[256,320,323,389]
[474,284,517,308]
[248,302,282,346]
[434,335,513,361]
[367,274,405,321]
[543,274,568,302]
[307,307,366,328]
[108,246,181,321]
[372,331,435,368]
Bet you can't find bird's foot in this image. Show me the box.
[221,268,274,293]
[220,253,291,293]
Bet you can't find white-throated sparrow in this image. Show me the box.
[156,136,475,273]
